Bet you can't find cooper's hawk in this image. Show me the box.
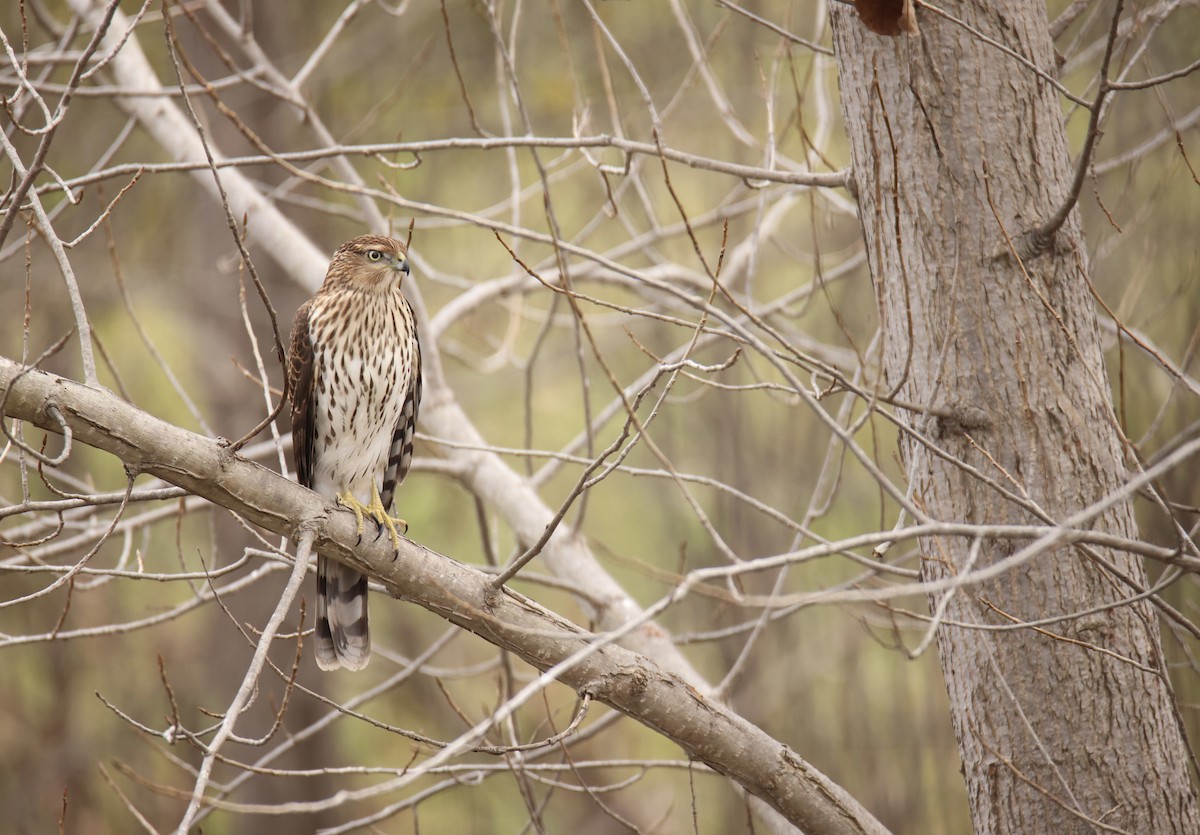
[286,235,422,671]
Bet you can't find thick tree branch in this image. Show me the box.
[0,355,890,835]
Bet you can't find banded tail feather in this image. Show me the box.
[315,556,370,671]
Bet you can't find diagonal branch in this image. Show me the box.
[175,527,314,833]
[0,355,890,835]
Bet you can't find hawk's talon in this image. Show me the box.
[337,485,405,553]
[372,517,407,545]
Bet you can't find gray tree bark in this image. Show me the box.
[831,3,1198,833]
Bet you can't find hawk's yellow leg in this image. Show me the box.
[337,484,407,550]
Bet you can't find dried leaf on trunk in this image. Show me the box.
[854,0,920,36]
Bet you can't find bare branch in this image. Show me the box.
[0,356,891,835]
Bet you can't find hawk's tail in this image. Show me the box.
[315,555,370,671]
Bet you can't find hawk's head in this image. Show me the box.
[323,235,410,293]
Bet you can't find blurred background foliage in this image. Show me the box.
[1,0,1197,833]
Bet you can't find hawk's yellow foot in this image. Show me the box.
[337,485,407,551]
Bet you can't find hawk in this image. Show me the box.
[286,235,422,671]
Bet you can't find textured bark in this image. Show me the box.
[831,4,1198,833]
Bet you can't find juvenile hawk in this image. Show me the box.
[287,235,422,671]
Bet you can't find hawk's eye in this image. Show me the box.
[366,250,383,262]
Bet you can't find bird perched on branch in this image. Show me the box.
[286,235,422,671]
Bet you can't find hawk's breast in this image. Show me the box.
[307,288,414,503]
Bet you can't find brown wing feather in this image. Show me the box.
[384,321,427,515]
[381,339,421,510]
[287,298,318,489]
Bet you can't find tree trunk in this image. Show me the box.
[830,3,1198,833]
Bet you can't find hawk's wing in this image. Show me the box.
[381,333,421,510]
[287,298,318,489]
